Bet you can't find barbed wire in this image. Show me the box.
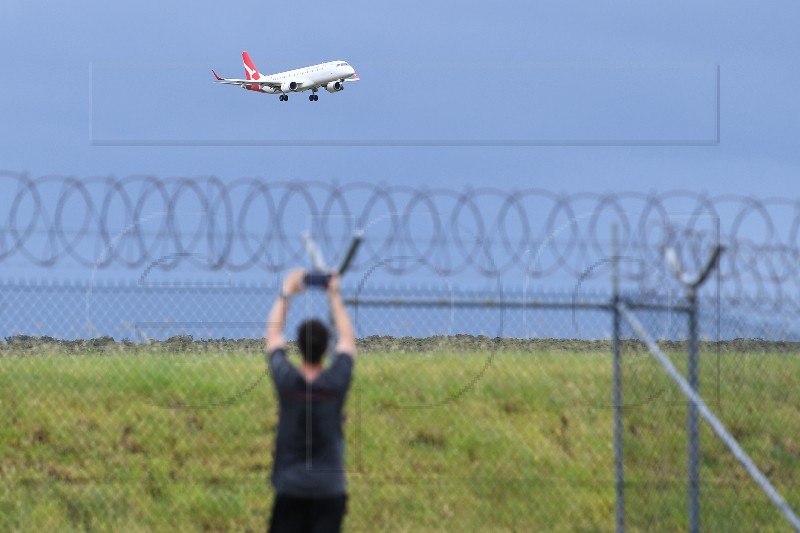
[1,171,798,307]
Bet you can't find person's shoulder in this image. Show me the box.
[320,353,353,377]
[268,347,288,365]
[330,352,354,375]
[335,351,355,364]
[268,348,301,386]
[316,354,353,392]
[269,347,287,357]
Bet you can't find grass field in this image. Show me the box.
[1,340,798,532]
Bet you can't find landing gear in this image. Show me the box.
[279,94,288,101]
[309,93,319,101]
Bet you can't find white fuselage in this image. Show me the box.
[259,61,356,94]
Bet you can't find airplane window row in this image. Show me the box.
[274,66,327,79]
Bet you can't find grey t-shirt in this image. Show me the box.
[268,348,354,497]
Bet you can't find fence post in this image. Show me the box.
[611,224,625,533]
[687,286,700,533]
[666,245,723,533]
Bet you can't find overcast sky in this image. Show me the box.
[1,0,798,197]
[2,0,798,340]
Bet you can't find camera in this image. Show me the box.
[303,272,331,288]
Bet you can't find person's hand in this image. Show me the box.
[282,268,306,297]
[327,272,341,297]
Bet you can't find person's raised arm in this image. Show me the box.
[266,268,306,353]
[327,273,356,356]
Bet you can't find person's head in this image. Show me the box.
[296,318,330,365]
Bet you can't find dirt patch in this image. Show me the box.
[31,428,49,445]
[409,429,447,449]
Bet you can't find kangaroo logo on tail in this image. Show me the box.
[242,51,261,80]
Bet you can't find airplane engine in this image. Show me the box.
[281,81,298,93]
[325,81,343,93]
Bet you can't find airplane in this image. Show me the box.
[212,51,359,102]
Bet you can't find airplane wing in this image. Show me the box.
[344,73,360,82]
[211,70,281,88]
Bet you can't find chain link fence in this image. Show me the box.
[617,302,800,532]
[2,278,799,531]
[2,174,800,531]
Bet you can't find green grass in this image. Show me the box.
[0,346,798,531]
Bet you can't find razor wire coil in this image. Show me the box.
[1,171,798,308]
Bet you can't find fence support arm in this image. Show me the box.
[618,302,800,533]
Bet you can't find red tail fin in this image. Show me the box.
[242,51,261,80]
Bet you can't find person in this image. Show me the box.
[265,268,356,533]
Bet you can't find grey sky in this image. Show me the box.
[1,0,798,197]
[1,0,798,340]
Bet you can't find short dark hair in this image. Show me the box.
[296,319,330,364]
